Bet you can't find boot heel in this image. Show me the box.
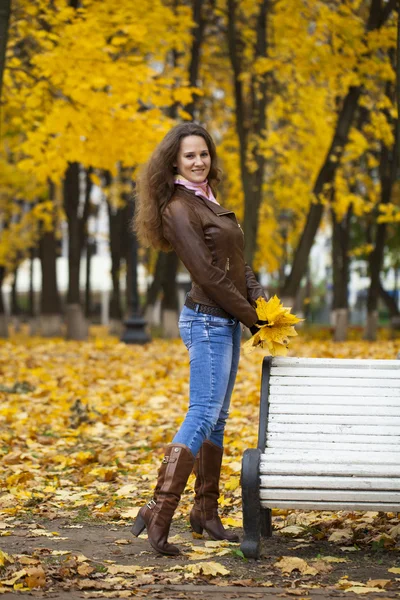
[190,515,204,535]
[131,513,146,536]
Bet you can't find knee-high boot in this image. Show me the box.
[189,440,239,542]
[131,443,194,555]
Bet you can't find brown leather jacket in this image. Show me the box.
[161,188,266,328]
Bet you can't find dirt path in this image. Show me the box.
[0,517,399,599]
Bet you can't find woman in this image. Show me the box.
[131,123,266,556]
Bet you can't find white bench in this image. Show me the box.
[240,356,400,558]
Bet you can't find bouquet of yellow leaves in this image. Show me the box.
[243,295,303,356]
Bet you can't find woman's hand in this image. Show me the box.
[249,320,269,336]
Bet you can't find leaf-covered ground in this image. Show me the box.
[0,330,399,598]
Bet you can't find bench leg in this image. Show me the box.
[240,448,262,559]
[261,507,272,537]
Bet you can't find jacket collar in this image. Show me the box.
[174,187,235,217]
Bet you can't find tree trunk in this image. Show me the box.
[378,280,400,335]
[39,230,63,336]
[145,251,165,328]
[282,0,397,304]
[0,0,11,102]
[63,162,88,340]
[85,240,95,319]
[185,0,206,119]
[107,178,126,334]
[28,248,40,335]
[0,266,8,338]
[365,143,392,340]
[161,252,180,338]
[366,10,399,340]
[39,183,63,337]
[82,168,93,320]
[11,268,22,332]
[331,205,352,341]
[227,0,269,266]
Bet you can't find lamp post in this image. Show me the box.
[121,198,151,344]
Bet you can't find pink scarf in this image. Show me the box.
[174,175,219,205]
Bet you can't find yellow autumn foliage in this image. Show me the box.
[243,296,303,356]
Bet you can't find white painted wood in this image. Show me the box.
[269,404,400,416]
[260,475,400,490]
[269,415,400,426]
[270,386,399,397]
[260,490,400,503]
[271,367,400,379]
[269,394,400,405]
[259,460,400,477]
[268,423,400,435]
[271,376,400,388]
[271,357,399,368]
[267,432,400,445]
[262,450,400,464]
[266,439,400,452]
[260,500,400,511]
[255,357,400,513]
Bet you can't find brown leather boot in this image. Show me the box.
[131,443,194,555]
[190,440,239,542]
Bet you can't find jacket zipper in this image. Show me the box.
[225,258,230,271]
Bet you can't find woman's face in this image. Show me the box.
[175,135,211,183]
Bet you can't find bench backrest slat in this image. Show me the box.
[258,357,400,511]
[270,385,399,397]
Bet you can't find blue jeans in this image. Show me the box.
[173,304,242,457]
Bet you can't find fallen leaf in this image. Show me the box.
[0,551,14,567]
[280,525,305,537]
[345,587,384,594]
[388,567,400,574]
[317,556,348,563]
[115,484,137,497]
[388,524,400,538]
[82,592,133,598]
[185,561,230,577]
[17,556,40,565]
[25,566,46,589]
[77,563,95,576]
[366,580,392,589]
[119,508,140,519]
[275,557,318,576]
[328,529,353,543]
[0,569,27,586]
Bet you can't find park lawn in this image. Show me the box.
[0,331,399,595]
[0,331,399,519]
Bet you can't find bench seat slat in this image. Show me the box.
[267,432,400,445]
[259,459,400,477]
[260,500,400,511]
[267,439,400,452]
[269,394,400,405]
[271,367,400,379]
[260,490,400,503]
[269,404,400,416]
[270,385,400,397]
[268,423,400,435]
[271,376,400,388]
[260,475,400,490]
[271,357,400,368]
[262,450,400,464]
[269,415,400,426]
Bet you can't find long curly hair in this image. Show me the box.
[134,123,221,251]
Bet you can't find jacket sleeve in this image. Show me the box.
[162,200,258,328]
[245,264,267,306]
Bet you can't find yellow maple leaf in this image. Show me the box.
[243,295,303,356]
[185,561,230,577]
